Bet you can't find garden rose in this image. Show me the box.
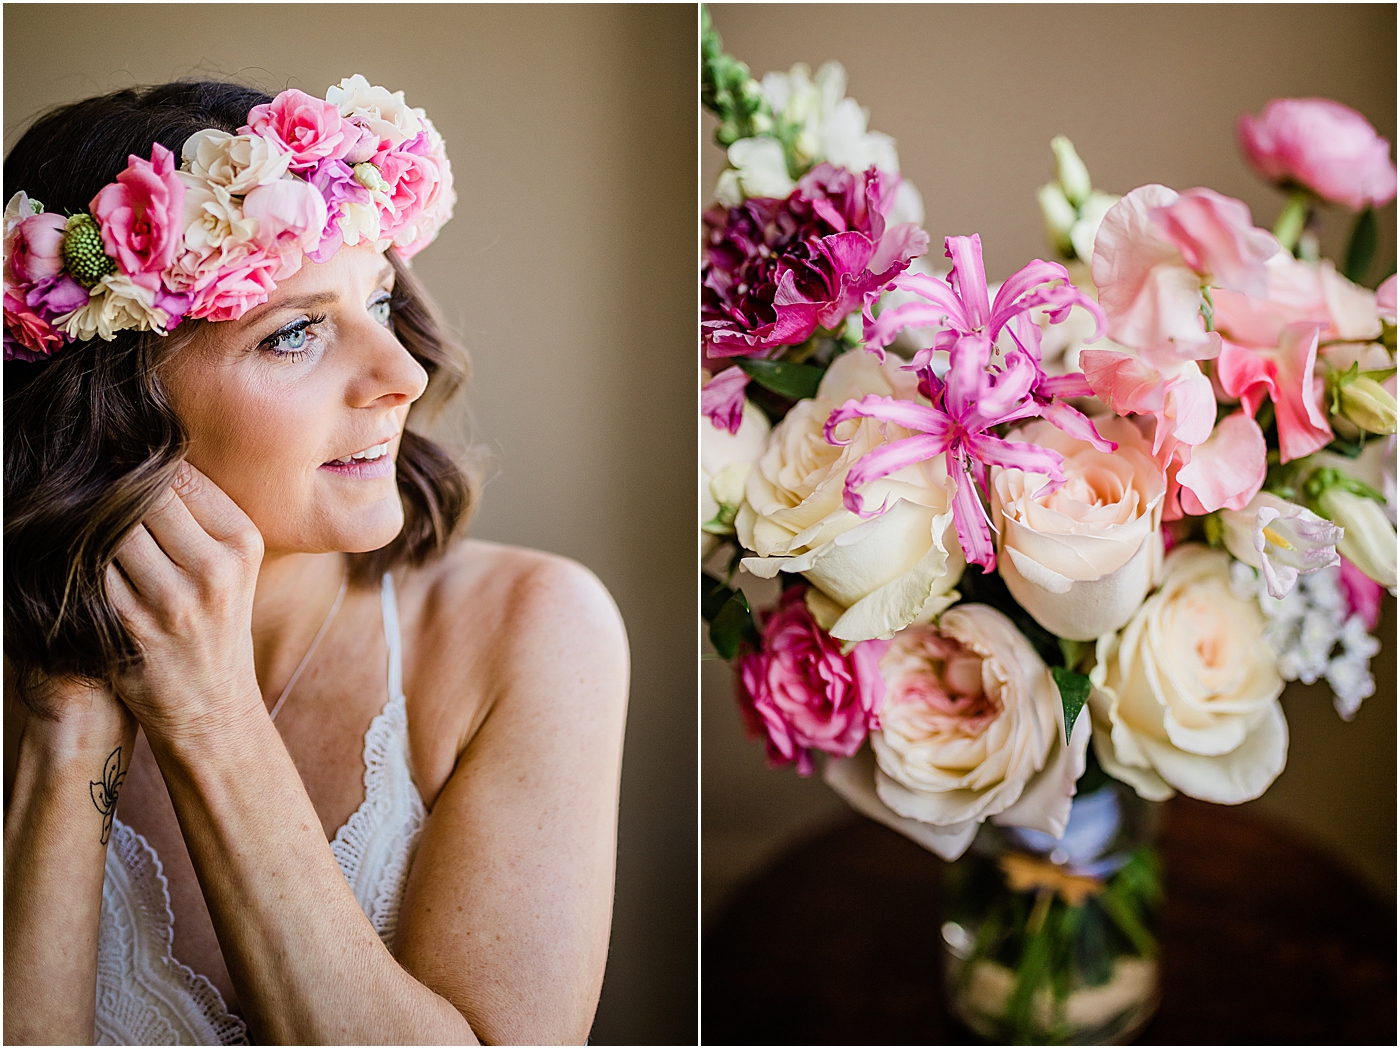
[991,415,1165,641]
[736,586,889,775]
[91,143,186,291]
[242,88,364,172]
[737,349,960,642]
[825,604,1091,861]
[10,212,68,284]
[172,247,282,323]
[702,394,771,538]
[1089,544,1287,804]
[242,178,328,267]
[326,74,424,149]
[182,130,292,196]
[1238,98,1397,211]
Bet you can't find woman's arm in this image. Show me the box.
[107,465,479,1044]
[3,680,137,1044]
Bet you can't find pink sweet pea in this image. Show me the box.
[1239,98,1397,211]
[10,212,68,284]
[242,88,369,172]
[1174,411,1267,515]
[90,143,186,292]
[736,586,889,776]
[1214,324,1332,463]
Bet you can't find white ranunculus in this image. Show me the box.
[326,74,422,148]
[991,416,1164,641]
[737,349,961,641]
[702,398,771,536]
[181,130,292,196]
[1219,491,1342,599]
[824,604,1091,861]
[55,274,169,341]
[714,137,794,207]
[1089,544,1287,804]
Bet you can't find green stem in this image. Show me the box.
[1273,189,1313,256]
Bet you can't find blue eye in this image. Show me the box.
[369,295,392,327]
[261,315,321,358]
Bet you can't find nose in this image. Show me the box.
[346,312,429,410]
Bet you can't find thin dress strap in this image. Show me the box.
[380,571,404,701]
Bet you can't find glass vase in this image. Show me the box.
[939,765,1163,1045]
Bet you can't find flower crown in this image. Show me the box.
[3,75,455,362]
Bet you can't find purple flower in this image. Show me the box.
[25,274,90,319]
[826,235,1114,572]
[702,163,928,359]
[305,158,373,263]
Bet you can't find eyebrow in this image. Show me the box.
[241,263,398,328]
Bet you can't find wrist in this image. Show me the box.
[13,681,135,762]
[139,689,271,769]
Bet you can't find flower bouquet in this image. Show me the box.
[701,11,1395,1044]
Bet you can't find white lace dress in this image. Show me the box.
[94,574,427,1045]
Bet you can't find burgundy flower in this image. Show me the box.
[702,163,928,360]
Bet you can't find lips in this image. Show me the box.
[327,441,390,466]
[320,435,398,478]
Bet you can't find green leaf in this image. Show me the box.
[702,571,756,659]
[1051,666,1091,744]
[735,357,825,401]
[1344,206,1379,286]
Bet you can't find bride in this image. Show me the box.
[3,78,628,1045]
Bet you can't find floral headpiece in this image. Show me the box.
[3,75,455,361]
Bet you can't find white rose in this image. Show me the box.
[326,74,423,148]
[702,397,771,536]
[181,130,292,196]
[1089,544,1287,804]
[991,415,1165,641]
[737,349,961,641]
[824,604,1091,861]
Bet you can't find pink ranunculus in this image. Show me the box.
[182,249,282,323]
[736,586,889,775]
[242,89,359,172]
[242,178,328,275]
[3,288,65,359]
[1239,98,1397,211]
[90,143,186,292]
[10,212,68,284]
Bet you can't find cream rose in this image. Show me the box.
[824,604,1091,861]
[181,130,292,196]
[326,74,423,148]
[702,397,771,549]
[991,415,1164,642]
[1089,544,1287,804]
[736,349,961,642]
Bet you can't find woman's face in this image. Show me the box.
[161,245,428,558]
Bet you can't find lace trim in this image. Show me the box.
[96,820,250,1046]
[328,688,428,947]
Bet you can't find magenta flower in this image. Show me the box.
[90,143,186,293]
[1239,98,1397,211]
[702,163,928,359]
[737,586,889,776]
[827,235,1114,571]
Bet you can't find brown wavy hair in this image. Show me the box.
[4,81,475,713]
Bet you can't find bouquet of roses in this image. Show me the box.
[701,11,1394,1041]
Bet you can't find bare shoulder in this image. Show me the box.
[394,540,628,803]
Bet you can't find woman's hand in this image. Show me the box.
[105,462,266,742]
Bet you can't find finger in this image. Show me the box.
[105,562,151,631]
[113,523,181,600]
[140,482,220,574]
[170,462,263,561]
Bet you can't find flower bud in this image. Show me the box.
[1051,136,1092,208]
[1219,491,1342,598]
[1338,376,1398,435]
[1037,183,1076,257]
[1314,484,1397,587]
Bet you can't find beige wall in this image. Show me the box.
[4,5,696,1043]
[704,3,1397,925]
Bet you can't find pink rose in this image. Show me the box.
[242,179,328,271]
[3,289,65,359]
[90,143,185,291]
[182,249,281,323]
[736,586,889,775]
[10,212,68,284]
[1239,98,1397,211]
[242,89,367,172]
[372,135,442,243]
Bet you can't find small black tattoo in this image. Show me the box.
[90,746,126,846]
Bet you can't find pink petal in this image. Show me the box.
[1091,184,1183,334]
[949,457,997,571]
[1041,401,1117,452]
[1176,412,1267,513]
[870,221,930,277]
[1215,339,1275,419]
[1080,349,1167,416]
[944,235,991,330]
[824,394,948,445]
[990,258,1069,318]
[701,366,750,434]
[943,333,994,420]
[840,433,950,516]
[1150,188,1278,297]
[966,432,1067,491]
[1272,322,1333,462]
[1038,373,1096,399]
[1161,365,1218,448]
[1338,555,1383,631]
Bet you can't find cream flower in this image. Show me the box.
[1219,491,1342,599]
[714,137,793,207]
[181,130,292,196]
[54,274,169,341]
[991,415,1164,641]
[702,396,771,536]
[824,604,1091,861]
[178,176,259,257]
[1089,544,1287,804]
[326,74,423,148]
[737,349,960,641]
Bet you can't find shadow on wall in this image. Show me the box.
[3,4,698,1044]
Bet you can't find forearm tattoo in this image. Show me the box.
[90,747,126,845]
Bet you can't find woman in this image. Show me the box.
[3,79,629,1045]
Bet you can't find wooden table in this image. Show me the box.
[703,798,1396,1044]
